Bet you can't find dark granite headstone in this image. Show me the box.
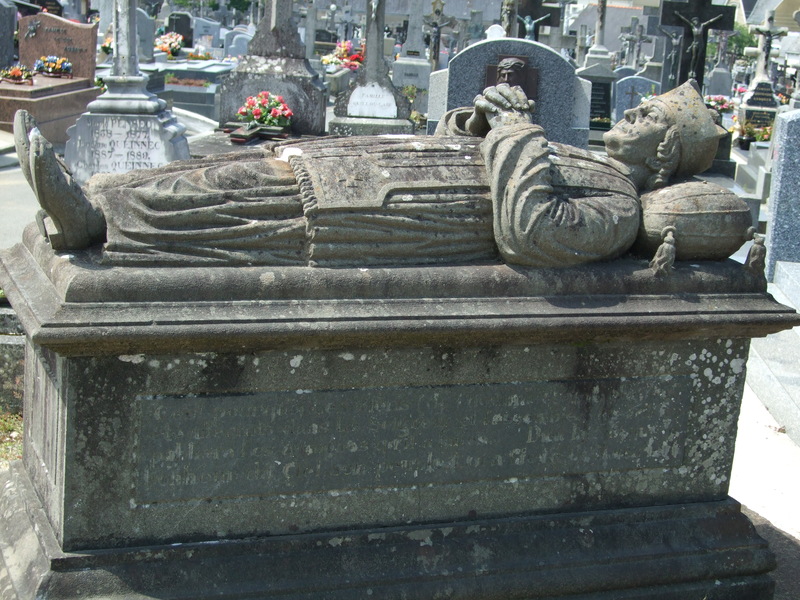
[167,11,193,47]
[0,0,15,69]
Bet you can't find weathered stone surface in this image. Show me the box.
[0,226,795,596]
[65,112,190,184]
[636,180,753,260]
[136,7,155,62]
[0,308,23,415]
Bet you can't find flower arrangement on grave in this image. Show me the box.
[320,40,364,71]
[100,36,113,55]
[187,51,213,60]
[237,91,293,129]
[155,32,184,57]
[704,95,733,113]
[754,125,771,142]
[1,64,35,84]
[33,56,72,77]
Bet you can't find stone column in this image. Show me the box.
[64,0,189,185]
[583,0,612,69]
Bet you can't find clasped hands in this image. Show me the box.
[466,84,536,135]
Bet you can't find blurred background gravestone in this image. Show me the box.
[217,0,327,135]
[3,14,101,143]
[65,0,189,184]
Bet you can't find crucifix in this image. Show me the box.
[660,0,735,90]
[516,0,560,42]
[658,25,682,87]
[749,12,788,83]
[424,0,456,69]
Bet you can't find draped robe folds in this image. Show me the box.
[87,123,640,268]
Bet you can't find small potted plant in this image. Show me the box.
[232,91,293,142]
[155,32,184,58]
[33,56,73,78]
[735,118,757,150]
[1,64,34,85]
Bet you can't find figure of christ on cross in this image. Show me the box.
[750,13,788,82]
[660,0,735,89]
[674,11,722,80]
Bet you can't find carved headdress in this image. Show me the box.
[649,79,727,178]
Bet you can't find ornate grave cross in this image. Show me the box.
[618,16,639,66]
[424,0,456,68]
[659,0,735,90]
[749,13,788,83]
[711,29,737,69]
[517,0,560,42]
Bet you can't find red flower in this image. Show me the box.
[238,107,247,115]
[252,108,262,118]
[246,97,256,107]
[276,95,284,103]
[270,107,280,118]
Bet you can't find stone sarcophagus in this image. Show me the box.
[0,223,797,599]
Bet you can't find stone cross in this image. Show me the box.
[402,0,426,58]
[660,0,735,89]
[749,12,788,83]
[363,0,387,83]
[424,0,456,69]
[304,0,324,61]
[248,0,305,58]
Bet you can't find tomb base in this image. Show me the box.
[0,464,776,599]
[0,78,100,144]
[0,227,798,599]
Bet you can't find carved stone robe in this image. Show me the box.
[86,122,640,268]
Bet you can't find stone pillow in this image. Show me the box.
[635,180,753,261]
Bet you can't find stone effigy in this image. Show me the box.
[18,80,751,270]
[0,79,797,600]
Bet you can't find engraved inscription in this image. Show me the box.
[137,379,688,503]
[83,117,163,172]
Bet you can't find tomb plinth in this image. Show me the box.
[0,77,100,143]
[0,222,797,599]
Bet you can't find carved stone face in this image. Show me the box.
[604,101,671,167]
[496,58,526,87]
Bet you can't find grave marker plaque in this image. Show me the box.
[19,13,97,79]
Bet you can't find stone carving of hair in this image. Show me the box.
[497,57,526,73]
[644,126,681,191]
